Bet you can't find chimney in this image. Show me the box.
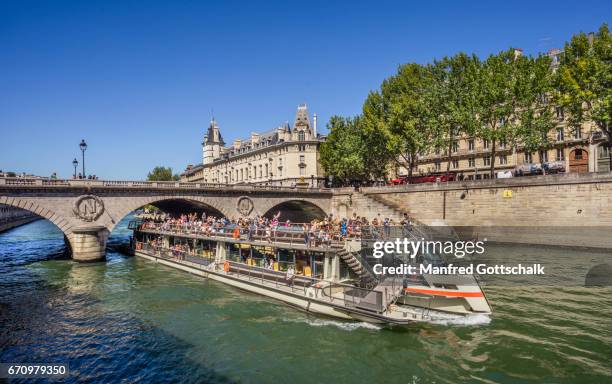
[251,132,260,144]
[313,113,317,137]
[233,139,241,150]
[513,48,523,60]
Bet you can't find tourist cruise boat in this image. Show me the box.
[129,221,491,325]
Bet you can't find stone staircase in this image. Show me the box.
[337,248,377,287]
[357,192,428,230]
[350,192,406,222]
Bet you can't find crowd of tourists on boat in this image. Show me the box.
[137,210,414,247]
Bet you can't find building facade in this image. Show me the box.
[396,48,611,180]
[181,104,327,186]
[404,118,610,180]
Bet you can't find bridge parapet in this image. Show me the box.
[0,178,333,262]
[0,177,332,194]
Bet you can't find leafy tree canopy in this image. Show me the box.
[147,166,180,181]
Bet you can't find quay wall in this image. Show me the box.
[0,204,40,233]
[332,173,612,249]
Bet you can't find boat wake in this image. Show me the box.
[428,313,491,326]
[283,316,383,331]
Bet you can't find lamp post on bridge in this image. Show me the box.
[72,158,78,179]
[79,139,87,178]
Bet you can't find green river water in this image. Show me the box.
[0,218,611,383]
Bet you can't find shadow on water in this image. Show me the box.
[0,219,236,384]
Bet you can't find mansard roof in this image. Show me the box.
[204,119,225,145]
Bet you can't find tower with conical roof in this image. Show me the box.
[291,104,313,141]
[202,118,225,164]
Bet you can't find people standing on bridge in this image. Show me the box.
[302,223,311,247]
[383,217,391,239]
[341,219,347,239]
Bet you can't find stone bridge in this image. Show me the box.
[0,178,333,262]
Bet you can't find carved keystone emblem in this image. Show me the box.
[73,195,105,222]
[236,196,254,216]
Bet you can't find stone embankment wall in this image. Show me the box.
[0,203,40,233]
[332,173,612,248]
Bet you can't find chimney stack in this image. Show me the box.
[251,132,260,144]
[513,48,523,60]
[313,113,317,137]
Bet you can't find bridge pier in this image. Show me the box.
[67,225,109,262]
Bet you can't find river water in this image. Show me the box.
[1,218,611,383]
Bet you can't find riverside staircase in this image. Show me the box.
[350,191,407,222]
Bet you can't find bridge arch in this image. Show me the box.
[261,199,327,222]
[0,198,73,235]
[108,196,231,233]
[0,198,107,262]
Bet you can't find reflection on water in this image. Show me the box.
[0,218,611,383]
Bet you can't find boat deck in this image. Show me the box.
[137,227,344,252]
[135,246,436,324]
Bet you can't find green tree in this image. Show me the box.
[147,166,180,181]
[380,63,432,177]
[361,91,400,180]
[515,53,556,160]
[475,49,527,177]
[556,23,611,170]
[320,115,369,184]
[428,53,480,176]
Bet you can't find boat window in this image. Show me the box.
[228,243,245,262]
[277,248,296,272]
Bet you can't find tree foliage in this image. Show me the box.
[381,63,432,176]
[556,23,611,168]
[319,116,369,183]
[428,53,480,174]
[516,53,556,154]
[321,23,610,180]
[147,166,180,181]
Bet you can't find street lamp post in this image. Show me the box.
[72,158,78,179]
[79,139,87,178]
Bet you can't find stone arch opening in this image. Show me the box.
[0,201,76,259]
[0,200,70,235]
[107,197,228,257]
[109,197,229,233]
[145,198,225,218]
[262,200,326,223]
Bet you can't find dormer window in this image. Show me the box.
[298,131,305,141]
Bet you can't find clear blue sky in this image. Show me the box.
[1,0,609,179]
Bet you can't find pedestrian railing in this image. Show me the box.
[134,220,413,248]
[0,177,332,192]
[135,240,387,313]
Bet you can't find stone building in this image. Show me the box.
[396,48,611,180]
[405,118,610,180]
[181,104,327,186]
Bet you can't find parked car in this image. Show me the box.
[389,173,456,185]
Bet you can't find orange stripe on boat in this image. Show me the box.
[405,287,484,297]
